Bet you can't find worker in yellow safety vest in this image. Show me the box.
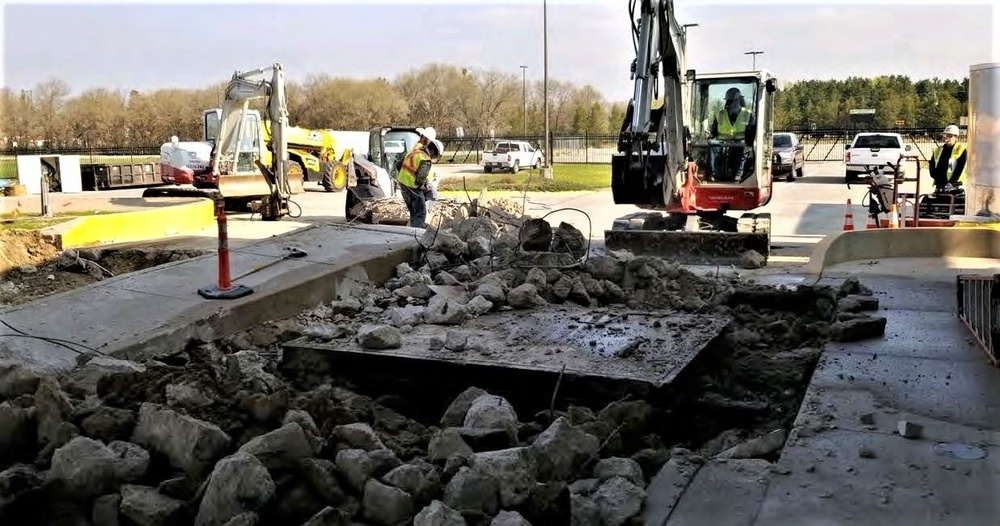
[397,138,443,228]
[709,87,754,181]
[929,124,967,192]
[712,87,752,141]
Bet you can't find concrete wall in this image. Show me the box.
[807,227,1000,274]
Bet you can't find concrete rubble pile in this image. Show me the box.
[0,215,888,525]
[347,196,525,229]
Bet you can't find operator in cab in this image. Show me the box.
[711,88,753,142]
[397,138,444,228]
[709,87,755,181]
[929,124,967,192]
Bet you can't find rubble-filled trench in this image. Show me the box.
[0,214,888,526]
[0,229,206,307]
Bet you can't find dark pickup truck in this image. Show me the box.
[771,132,805,181]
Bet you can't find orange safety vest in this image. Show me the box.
[398,147,430,188]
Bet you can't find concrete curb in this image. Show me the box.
[43,198,214,249]
[806,227,1000,275]
[110,237,417,363]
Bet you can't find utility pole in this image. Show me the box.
[520,65,527,139]
[542,0,552,179]
[745,50,763,70]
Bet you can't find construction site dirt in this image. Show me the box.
[0,230,206,308]
[0,211,889,525]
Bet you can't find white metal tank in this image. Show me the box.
[964,62,1000,217]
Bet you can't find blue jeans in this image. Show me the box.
[401,185,431,228]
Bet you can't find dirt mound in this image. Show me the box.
[0,230,60,273]
[0,247,207,307]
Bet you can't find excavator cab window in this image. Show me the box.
[689,78,760,184]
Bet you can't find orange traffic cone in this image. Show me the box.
[889,203,900,229]
[866,214,878,229]
[842,199,855,231]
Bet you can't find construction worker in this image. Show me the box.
[711,87,753,142]
[395,126,437,174]
[709,87,754,181]
[397,138,443,228]
[415,127,437,150]
[929,124,967,191]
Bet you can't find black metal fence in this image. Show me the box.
[435,126,962,165]
[0,127,963,180]
[957,274,1000,367]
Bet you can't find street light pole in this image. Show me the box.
[520,65,527,139]
[745,50,763,70]
[542,0,552,178]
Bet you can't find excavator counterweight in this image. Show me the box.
[606,0,779,266]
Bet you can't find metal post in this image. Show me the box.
[520,65,528,139]
[542,0,553,179]
[745,50,763,70]
[40,173,51,218]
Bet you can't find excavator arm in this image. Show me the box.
[213,63,291,220]
[606,0,779,266]
[614,0,690,209]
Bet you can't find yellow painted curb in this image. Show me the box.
[806,227,1000,275]
[47,198,214,249]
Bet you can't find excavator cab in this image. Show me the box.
[201,108,305,199]
[684,72,778,205]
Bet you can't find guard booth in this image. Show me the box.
[15,154,83,194]
[848,108,876,131]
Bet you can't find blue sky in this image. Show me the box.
[1,0,996,100]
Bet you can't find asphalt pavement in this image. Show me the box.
[65,160,924,264]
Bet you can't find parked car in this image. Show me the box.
[771,132,805,181]
[482,141,544,173]
[844,132,910,183]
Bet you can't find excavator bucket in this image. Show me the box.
[603,212,771,266]
[215,162,306,199]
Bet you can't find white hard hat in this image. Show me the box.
[417,126,437,142]
[943,124,960,136]
[428,139,444,157]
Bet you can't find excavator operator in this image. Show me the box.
[709,87,755,181]
[397,138,444,228]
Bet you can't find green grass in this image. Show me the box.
[437,163,611,193]
[0,217,72,231]
[1,211,106,219]
[0,154,160,180]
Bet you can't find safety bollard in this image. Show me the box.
[198,194,254,300]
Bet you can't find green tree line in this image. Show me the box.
[0,65,969,149]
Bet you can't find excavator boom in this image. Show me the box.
[606,0,779,266]
[148,63,304,220]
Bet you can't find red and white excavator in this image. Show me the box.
[605,0,781,264]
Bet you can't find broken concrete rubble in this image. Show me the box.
[0,211,892,525]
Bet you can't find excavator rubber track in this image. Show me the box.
[603,212,771,266]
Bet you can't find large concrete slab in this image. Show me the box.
[0,223,418,371]
[283,306,731,389]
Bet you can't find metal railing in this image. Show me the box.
[956,274,1000,366]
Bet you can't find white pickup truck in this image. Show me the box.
[482,141,544,173]
[844,132,911,183]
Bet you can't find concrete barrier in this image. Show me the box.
[806,227,1000,275]
[43,198,214,249]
